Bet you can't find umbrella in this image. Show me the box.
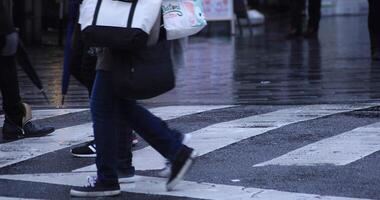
[15,40,50,103]
[61,0,79,105]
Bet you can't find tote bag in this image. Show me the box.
[162,0,207,40]
[79,0,162,50]
[111,40,175,100]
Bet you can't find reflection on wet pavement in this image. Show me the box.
[2,15,379,108]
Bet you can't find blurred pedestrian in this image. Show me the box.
[0,0,55,140]
[70,13,196,197]
[67,0,138,158]
[286,0,321,39]
[368,0,380,61]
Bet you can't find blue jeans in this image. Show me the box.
[91,70,182,182]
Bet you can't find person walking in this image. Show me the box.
[286,0,321,39]
[0,0,55,140]
[368,0,380,61]
[66,0,139,157]
[69,12,196,197]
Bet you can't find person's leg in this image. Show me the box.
[0,34,55,140]
[304,0,321,38]
[0,55,23,125]
[368,0,375,55]
[118,97,196,191]
[91,71,120,183]
[307,0,321,31]
[369,0,380,60]
[115,104,135,178]
[119,101,182,161]
[287,0,305,38]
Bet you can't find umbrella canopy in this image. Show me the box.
[61,0,80,105]
[15,40,49,103]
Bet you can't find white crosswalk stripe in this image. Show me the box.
[0,104,379,200]
[254,122,380,167]
[75,104,376,172]
[0,105,233,169]
[0,172,370,200]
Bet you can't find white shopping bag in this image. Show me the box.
[162,0,207,40]
[78,0,162,49]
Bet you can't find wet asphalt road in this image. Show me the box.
[0,15,378,108]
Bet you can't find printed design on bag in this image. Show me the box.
[183,0,206,27]
[162,3,184,17]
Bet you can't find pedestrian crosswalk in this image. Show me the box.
[0,104,379,199]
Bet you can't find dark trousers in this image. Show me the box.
[91,70,182,182]
[0,55,23,122]
[290,0,321,32]
[368,0,380,54]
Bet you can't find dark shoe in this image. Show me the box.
[2,103,55,140]
[71,140,96,158]
[3,120,55,140]
[159,133,192,178]
[70,176,121,197]
[166,146,197,191]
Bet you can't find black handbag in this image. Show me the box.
[111,40,175,100]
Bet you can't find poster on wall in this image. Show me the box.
[203,0,233,21]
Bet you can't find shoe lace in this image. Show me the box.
[86,176,97,187]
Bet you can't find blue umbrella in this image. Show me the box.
[61,0,80,105]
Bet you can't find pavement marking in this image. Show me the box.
[254,122,380,167]
[0,109,87,127]
[75,104,376,172]
[0,172,371,200]
[0,105,233,169]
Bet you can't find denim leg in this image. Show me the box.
[307,0,321,31]
[119,100,183,162]
[91,71,119,182]
[115,102,133,171]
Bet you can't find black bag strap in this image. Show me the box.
[92,0,103,25]
[92,0,137,28]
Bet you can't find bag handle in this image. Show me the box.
[92,0,138,28]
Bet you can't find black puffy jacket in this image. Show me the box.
[0,0,15,37]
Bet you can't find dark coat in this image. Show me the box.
[0,0,15,37]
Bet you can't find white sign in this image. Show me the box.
[202,0,235,34]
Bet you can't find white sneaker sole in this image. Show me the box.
[71,152,96,158]
[70,189,121,197]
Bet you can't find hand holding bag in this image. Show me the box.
[79,0,162,50]
[162,0,207,40]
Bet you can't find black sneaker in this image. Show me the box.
[159,133,192,177]
[71,141,96,158]
[70,176,121,197]
[166,146,197,191]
